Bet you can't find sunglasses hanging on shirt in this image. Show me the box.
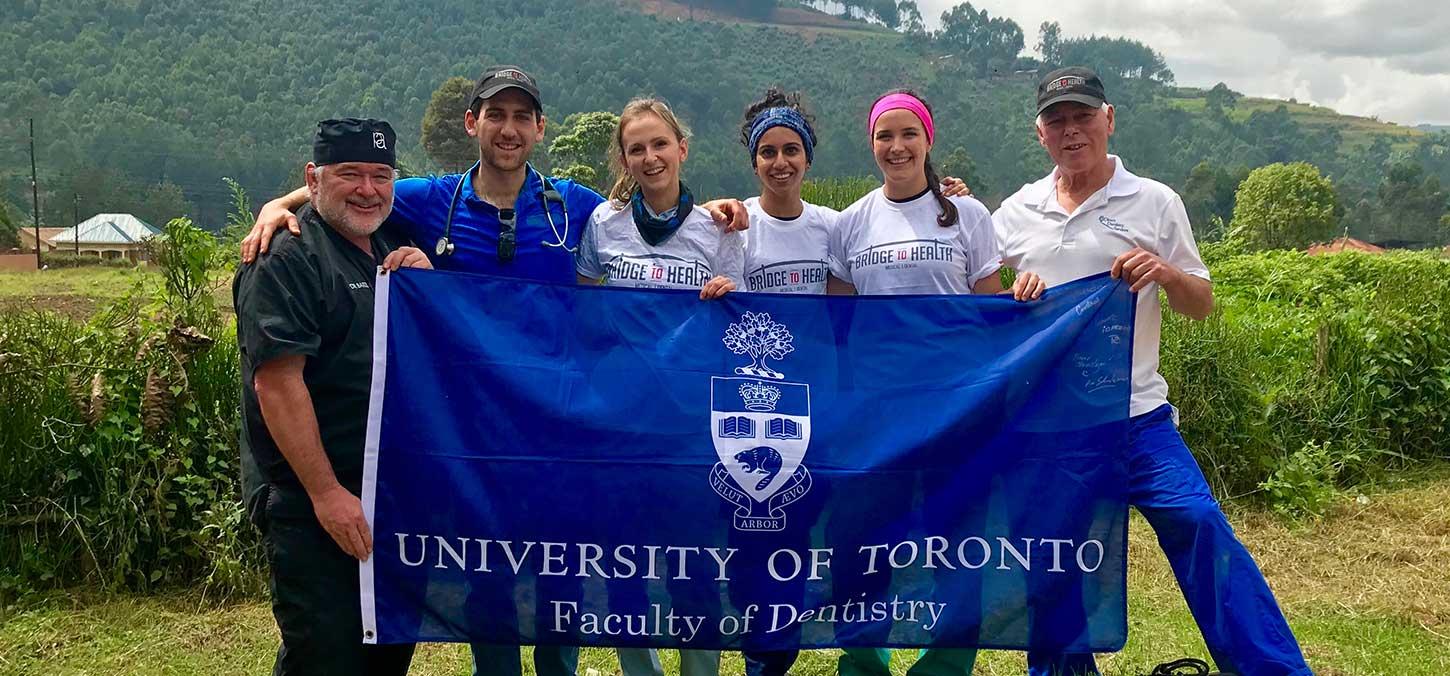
[497,208,517,263]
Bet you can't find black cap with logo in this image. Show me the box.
[470,65,542,112]
[312,118,396,168]
[1036,67,1108,116]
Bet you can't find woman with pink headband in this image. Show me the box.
[827,89,1043,676]
[827,89,1043,299]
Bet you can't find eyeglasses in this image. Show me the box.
[497,208,517,263]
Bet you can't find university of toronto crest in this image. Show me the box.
[710,312,812,532]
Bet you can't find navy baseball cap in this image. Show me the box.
[470,65,542,112]
[1036,67,1108,116]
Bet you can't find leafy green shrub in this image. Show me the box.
[1163,249,1450,515]
[1230,162,1337,251]
[0,219,260,601]
[1260,440,1364,519]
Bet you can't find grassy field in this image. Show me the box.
[3,468,1446,676]
[0,266,232,318]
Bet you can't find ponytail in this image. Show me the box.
[607,174,638,208]
[923,154,957,227]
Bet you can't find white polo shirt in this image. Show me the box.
[576,202,746,290]
[742,197,837,295]
[993,155,1210,417]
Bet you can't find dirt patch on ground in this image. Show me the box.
[1225,475,1450,633]
[0,295,100,322]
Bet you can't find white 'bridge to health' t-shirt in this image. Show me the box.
[828,188,1002,296]
[742,197,838,295]
[576,202,745,290]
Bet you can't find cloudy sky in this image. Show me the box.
[915,0,1450,126]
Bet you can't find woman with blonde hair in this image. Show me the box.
[576,97,742,302]
[574,96,735,676]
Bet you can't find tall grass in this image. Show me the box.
[0,218,260,602]
[801,176,879,210]
[1162,249,1450,513]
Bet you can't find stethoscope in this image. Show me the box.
[434,161,573,257]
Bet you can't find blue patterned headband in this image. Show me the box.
[748,107,816,164]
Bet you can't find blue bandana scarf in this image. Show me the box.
[631,183,695,246]
[748,107,816,164]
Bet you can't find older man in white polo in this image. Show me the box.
[993,68,1312,676]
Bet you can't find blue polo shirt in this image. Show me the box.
[387,166,604,283]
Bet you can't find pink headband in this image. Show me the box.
[869,93,935,144]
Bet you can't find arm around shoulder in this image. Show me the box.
[240,186,310,262]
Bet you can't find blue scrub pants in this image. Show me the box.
[1027,405,1311,676]
[470,644,578,676]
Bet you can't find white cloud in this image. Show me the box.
[914,0,1450,125]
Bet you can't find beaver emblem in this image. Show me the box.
[734,446,783,492]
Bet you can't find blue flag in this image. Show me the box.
[361,270,1133,652]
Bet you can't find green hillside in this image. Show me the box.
[2,0,1447,245]
[1165,89,1427,150]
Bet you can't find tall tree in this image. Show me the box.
[938,146,980,194]
[135,182,195,230]
[1241,105,1305,165]
[1057,36,1173,83]
[548,111,619,192]
[1182,161,1247,238]
[1035,21,1062,66]
[420,76,477,173]
[1370,161,1448,245]
[0,200,20,250]
[897,1,925,36]
[936,3,1024,77]
[1231,162,1338,250]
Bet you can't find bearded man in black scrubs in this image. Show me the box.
[234,118,432,676]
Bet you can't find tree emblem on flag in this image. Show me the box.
[722,311,794,380]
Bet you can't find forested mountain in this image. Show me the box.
[3,0,1448,246]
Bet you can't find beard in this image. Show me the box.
[314,189,393,239]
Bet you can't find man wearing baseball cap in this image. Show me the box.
[240,65,749,676]
[242,65,749,279]
[235,118,431,676]
[994,68,1312,676]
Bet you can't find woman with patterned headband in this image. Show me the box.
[734,88,838,296]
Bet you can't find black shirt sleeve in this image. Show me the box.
[235,239,325,368]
